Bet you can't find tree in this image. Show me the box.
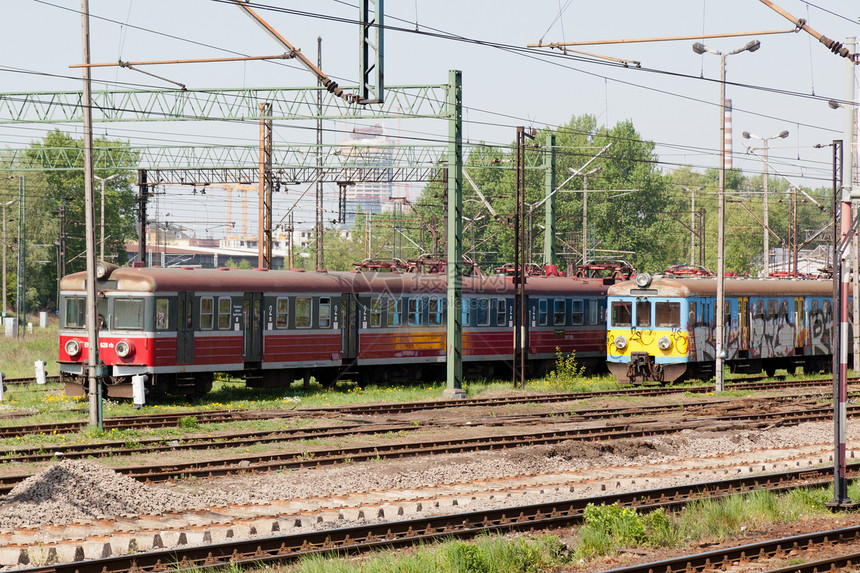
[22,130,139,310]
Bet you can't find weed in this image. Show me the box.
[178,416,199,430]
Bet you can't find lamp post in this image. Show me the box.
[94,173,121,262]
[693,39,760,392]
[742,130,789,277]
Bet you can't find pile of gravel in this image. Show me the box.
[0,460,208,530]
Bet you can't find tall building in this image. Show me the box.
[339,124,397,227]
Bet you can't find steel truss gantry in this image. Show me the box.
[0,85,444,124]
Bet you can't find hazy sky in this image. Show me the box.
[2,0,859,237]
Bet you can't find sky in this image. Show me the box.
[2,0,860,240]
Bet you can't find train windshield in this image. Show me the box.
[114,298,144,330]
[635,301,651,327]
[64,297,86,329]
[611,300,632,327]
[655,302,681,328]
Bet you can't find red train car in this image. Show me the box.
[58,264,610,397]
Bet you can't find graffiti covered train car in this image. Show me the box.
[606,274,834,383]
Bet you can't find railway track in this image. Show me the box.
[0,393,830,466]
[12,463,860,573]
[0,396,852,494]
[0,376,841,439]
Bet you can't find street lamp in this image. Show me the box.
[742,129,789,276]
[692,38,760,392]
[94,173,121,262]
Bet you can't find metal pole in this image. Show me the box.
[762,140,770,276]
[691,187,696,266]
[543,133,556,267]
[81,0,101,428]
[100,178,105,262]
[444,69,464,398]
[715,53,727,392]
[1,199,13,319]
[582,173,589,266]
[315,36,324,270]
[137,170,147,266]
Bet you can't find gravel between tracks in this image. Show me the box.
[0,418,852,531]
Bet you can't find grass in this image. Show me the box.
[0,321,59,378]
[283,534,568,573]
[198,485,856,572]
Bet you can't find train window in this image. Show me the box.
[538,299,548,326]
[589,300,600,325]
[571,300,584,325]
[553,299,566,326]
[64,297,86,329]
[296,297,312,328]
[689,302,697,327]
[387,298,401,327]
[767,300,778,320]
[155,298,170,330]
[724,301,732,326]
[779,300,789,319]
[217,297,231,330]
[636,300,651,327]
[319,298,332,328]
[200,297,214,330]
[655,302,680,328]
[496,299,507,326]
[114,298,144,330]
[461,299,471,326]
[476,299,490,326]
[370,298,382,328]
[408,298,423,326]
[429,298,443,326]
[611,301,633,327]
[276,297,289,329]
[98,298,108,330]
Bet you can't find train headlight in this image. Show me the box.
[657,336,672,351]
[614,335,628,350]
[634,273,652,288]
[65,339,81,357]
[115,340,134,358]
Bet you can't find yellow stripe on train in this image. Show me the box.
[606,329,689,358]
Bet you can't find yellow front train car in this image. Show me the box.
[607,273,834,384]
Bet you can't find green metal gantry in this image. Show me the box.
[445,70,464,396]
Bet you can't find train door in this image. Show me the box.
[738,297,749,353]
[794,296,805,350]
[176,292,194,364]
[243,292,263,363]
[341,294,358,360]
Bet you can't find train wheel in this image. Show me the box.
[764,365,776,378]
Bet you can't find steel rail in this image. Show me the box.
[12,465,858,573]
[593,526,860,573]
[0,401,853,494]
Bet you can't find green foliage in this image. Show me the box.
[545,348,585,383]
[16,130,139,310]
[289,534,568,573]
[575,503,676,559]
[178,416,199,430]
[223,258,253,270]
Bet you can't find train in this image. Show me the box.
[58,263,613,398]
[606,272,835,383]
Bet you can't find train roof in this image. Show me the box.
[59,266,614,296]
[607,276,834,297]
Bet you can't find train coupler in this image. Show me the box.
[626,352,664,384]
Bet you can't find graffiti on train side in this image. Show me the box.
[690,299,835,362]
